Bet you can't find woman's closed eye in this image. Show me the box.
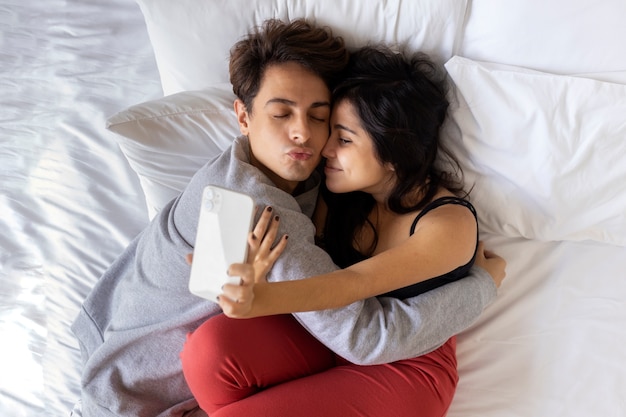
[338,137,352,145]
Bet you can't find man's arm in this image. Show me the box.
[176,140,497,366]
[269,208,497,365]
[293,267,495,365]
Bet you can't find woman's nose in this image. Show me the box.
[321,137,335,158]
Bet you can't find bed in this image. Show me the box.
[2,0,625,416]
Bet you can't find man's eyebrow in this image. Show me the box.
[311,101,331,109]
[333,123,357,135]
[265,98,331,108]
[265,98,296,107]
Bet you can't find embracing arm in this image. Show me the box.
[223,238,499,364]
[296,266,496,364]
[223,202,482,316]
[240,256,497,365]
[176,141,501,365]
[220,207,502,365]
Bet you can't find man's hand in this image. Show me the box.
[474,241,506,288]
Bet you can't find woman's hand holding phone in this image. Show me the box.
[219,206,288,318]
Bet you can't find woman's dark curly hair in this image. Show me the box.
[322,46,467,266]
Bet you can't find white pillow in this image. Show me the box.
[460,0,626,76]
[106,84,239,218]
[135,0,469,94]
[444,56,626,246]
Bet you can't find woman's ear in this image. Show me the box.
[234,99,250,135]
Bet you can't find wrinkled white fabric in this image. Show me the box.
[0,0,159,414]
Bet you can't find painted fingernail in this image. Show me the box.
[274,215,279,221]
[284,234,289,240]
[267,206,273,212]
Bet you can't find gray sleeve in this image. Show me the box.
[269,208,497,365]
[179,145,498,366]
[294,266,496,365]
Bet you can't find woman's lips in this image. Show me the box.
[324,164,341,174]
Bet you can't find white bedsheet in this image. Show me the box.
[451,234,626,417]
[1,0,160,414]
[2,1,625,416]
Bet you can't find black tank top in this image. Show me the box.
[380,196,478,299]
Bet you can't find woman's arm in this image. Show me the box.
[220,203,496,318]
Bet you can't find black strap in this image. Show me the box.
[409,196,477,236]
[380,196,478,299]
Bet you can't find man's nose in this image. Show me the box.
[290,114,311,143]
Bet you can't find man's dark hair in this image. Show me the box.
[229,18,348,113]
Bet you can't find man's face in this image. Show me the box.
[234,62,331,194]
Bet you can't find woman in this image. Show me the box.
[181,46,505,416]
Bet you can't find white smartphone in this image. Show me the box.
[189,185,255,301]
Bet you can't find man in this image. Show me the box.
[72,18,501,417]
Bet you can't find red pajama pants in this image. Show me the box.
[180,314,458,417]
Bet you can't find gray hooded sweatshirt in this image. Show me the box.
[71,135,496,416]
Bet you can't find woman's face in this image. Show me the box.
[322,99,395,197]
